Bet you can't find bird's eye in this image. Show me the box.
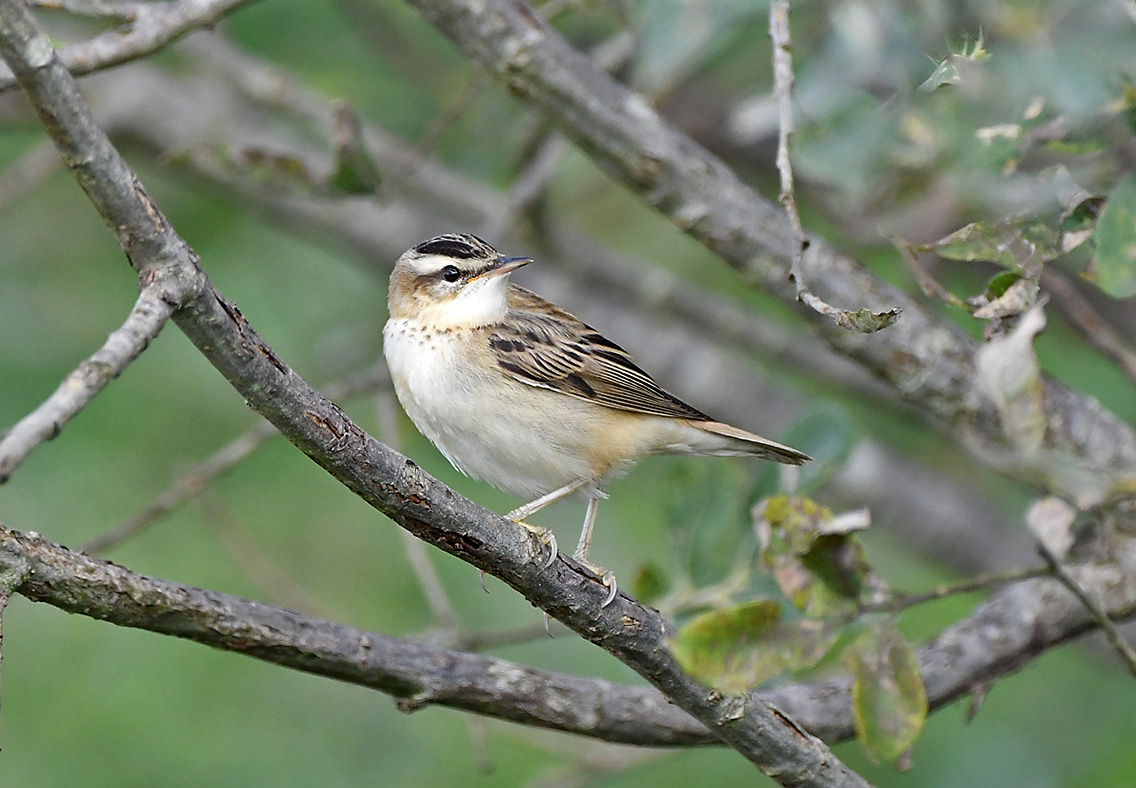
[441,265,461,283]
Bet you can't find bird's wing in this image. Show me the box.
[489,286,710,420]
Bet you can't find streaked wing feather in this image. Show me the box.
[491,286,710,420]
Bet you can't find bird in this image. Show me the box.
[383,233,811,605]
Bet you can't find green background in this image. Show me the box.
[2,0,1135,786]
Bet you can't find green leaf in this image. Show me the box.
[933,218,1062,268]
[984,271,1021,299]
[670,601,839,692]
[846,621,928,766]
[971,275,1039,320]
[1091,175,1136,298]
[756,497,880,616]
[756,495,831,558]
[918,36,989,92]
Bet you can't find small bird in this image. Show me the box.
[383,233,810,604]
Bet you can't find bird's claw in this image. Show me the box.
[599,571,618,607]
[574,555,618,607]
[514,520,558,569]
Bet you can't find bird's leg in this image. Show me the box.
[573,494,601,562]
[506,479,589,569]
[574,495,617,607]
[507,479,590,521]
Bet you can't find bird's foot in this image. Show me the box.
[574,555,618,607]
[511,518,558,569]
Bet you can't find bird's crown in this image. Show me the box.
[410,233,499,261]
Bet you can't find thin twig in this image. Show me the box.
[454,619,564,651]
[1037,542,1136,677]
[890,235,967,307]
[82,420,278,554]
[0,0,263,91]
[769,1,899,333]
[864,565,1051,614]
[769,4,807,300]
[0,284,174,484]
[480,132,567,241]
[29,0,145,21]
[654,562,752,618]
[465,716,494,773]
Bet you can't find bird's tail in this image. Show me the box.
[690,420,811,465]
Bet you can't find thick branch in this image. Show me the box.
[0,4,868,785]
[404,0,1136,503]
[3,521,1135,748]
[0,524,710,746]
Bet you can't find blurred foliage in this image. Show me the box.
[2,0,1135,786]
[671,493,923,764]
[846,621,928,768]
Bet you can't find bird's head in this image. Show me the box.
[388,233,531,327]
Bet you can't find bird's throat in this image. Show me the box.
[415,277,511,329]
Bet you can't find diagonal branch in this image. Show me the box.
[403,0,1136,503]
[0,4,869,785]
[0,283,174,482]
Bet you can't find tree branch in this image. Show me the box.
[0,0,261,91]
[0,524,712,747]
[0,4,870,784]
[404,0,1136,504]
[769,0,897,332]
[0,283,174,482]
[3,520,1135,749]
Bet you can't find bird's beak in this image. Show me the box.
[470,255,531,281]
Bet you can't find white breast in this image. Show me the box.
[382,319,604,499]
